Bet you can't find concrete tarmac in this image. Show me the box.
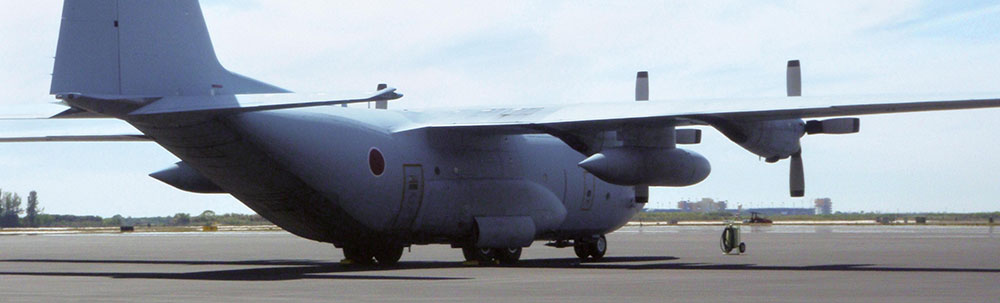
[0,225,997,302]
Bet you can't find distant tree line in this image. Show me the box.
[0,189,271,228]
[0,189,40,227]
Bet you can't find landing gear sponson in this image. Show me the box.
[342,234,609,266]
[341,243,404,266]
[462,246,523,265]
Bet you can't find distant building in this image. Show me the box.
[747,208,814,216]
[677,198,727,213]
[814,198,832,215]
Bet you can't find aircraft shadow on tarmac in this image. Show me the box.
[0,256,997,282]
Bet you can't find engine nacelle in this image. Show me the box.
[578,147,710,186]
[719,119,805,161]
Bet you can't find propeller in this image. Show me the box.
[634,71,651,203]
[787,60,863,197]
[786,60,804,197]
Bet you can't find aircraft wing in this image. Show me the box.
[408,94,1000,132]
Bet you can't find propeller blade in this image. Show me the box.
[787,60,801,97]
[635,71,649,101]
[790,150,804,197]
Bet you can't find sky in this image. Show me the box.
[2,0,1000,216]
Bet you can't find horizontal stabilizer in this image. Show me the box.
[0,134,150,142]
[128,87,403,116]
[0,119,148,143]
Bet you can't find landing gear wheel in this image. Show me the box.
[590,235,607,260]
[495,247,522,265]
[462,247,496,263]
[574,244,591,259]
[462,247,478,261]
[343,246,374,265]
[574,235,608,261]
[738,242,746,254]
[374,246,404,266]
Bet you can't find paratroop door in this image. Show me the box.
[393,165,424,232]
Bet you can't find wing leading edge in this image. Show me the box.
[406,94,1000,132]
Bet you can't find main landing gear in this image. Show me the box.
[342,243,404,266]
[574,234,607,261]
[462,246,523,265]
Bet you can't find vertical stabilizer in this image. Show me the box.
[50,0,289,97]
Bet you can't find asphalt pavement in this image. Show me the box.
[0,225,997,302]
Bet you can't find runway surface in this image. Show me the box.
[1,225,997,302]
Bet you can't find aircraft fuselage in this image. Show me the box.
[131,107,640,248]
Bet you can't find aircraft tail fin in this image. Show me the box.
[50,0,289,97]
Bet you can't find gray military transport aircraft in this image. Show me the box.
[5,0,1000,266]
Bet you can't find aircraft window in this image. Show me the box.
[605,193,610,200]
[434,167,441,175]
[368,148,385,176]
[586,190,592,197]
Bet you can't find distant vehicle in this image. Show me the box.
[745,212,773,224]
[5,0,1000,266]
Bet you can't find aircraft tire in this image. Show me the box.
[462,247,496,263]
[343,246,374,265]
[574,235,608,260]
[495,247,522,265]
[462,247,478,261]
[374,246,404,266]
[573,243,591,260]
[590,235,607,260]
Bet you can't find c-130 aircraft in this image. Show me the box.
[6,0,1000,266]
